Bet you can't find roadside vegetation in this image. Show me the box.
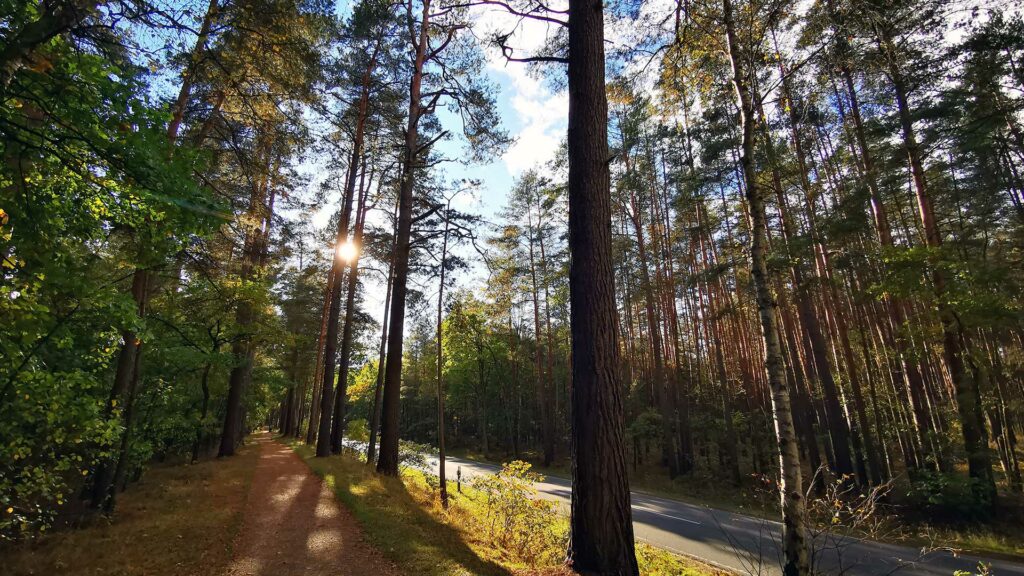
[292,442,725,576]
[448,447,1024,561]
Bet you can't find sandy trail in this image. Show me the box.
[226,433,399,576]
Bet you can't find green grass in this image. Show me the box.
[293,442,513,575]
[2,443,259,576]
[292,442,724,575]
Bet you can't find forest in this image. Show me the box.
[2,0,1023,573]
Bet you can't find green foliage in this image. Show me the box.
[628,408,663,444]
[0,31,219,537]
[955,562,993,576]
[906,471,993,522]
[346,418,369,442]
[0,371,120,538]
[469,460,566,566]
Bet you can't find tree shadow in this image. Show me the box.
[304,447,513,576]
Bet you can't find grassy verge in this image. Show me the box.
[292,442,728,576]
[2,443,259,576]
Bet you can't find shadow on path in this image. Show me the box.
[301,443,513,576]
[226,434,399,576]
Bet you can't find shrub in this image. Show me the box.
[346,418,369,442]
[906,471,992,522]
[469,460,566,566]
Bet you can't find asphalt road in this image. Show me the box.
[346,441,1024,575]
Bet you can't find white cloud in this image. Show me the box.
[499,69,567,174]
[473,8,568,176]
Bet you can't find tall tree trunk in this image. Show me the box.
[191,339,217,464]
[166,0,219,143]
[330,159,373,454]
[627,186,680,478]
[880,33,996,506]
[220,146,277,457]
[90,269,148,509]
[564,0,638,571]
[755,76,854,483]
[538,221,559,463]
[366,221,397,465]
[306,268,333,444]
[93,12,219,498]
[435,203,451,508]
[317,47,377,457]
[723,0,809,573]
[527,204,554,467]
[377,0,431,476]
[833,8,938,473]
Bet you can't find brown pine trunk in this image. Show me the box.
[90,269,148,509]
[167,0,219,143]
[306,268,334,445]
[377,0,431,476]
[627,185,679,478]
[757,77,855,483]
[220,165,276,456]
[538,222,559,463]
[366,208,397,465]
[330,157,374,454]
[835,19,938,473]
[92,8,219,502]
[527,205,554,467]
[317,48,378,457]
[435,203,451,508]
[564,0,638,570]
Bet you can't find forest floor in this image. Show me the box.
[3,438,259,575]
[225,433,399,576]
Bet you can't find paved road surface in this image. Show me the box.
[347,441,1024,575]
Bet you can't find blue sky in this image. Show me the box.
[303,9,570,326]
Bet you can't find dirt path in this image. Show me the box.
[226,433,400,576]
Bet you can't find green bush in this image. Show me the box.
[906,471,992,522]
[346,418,369,442]
[469,460,566,566]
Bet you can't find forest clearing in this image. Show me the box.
[2,0,1024,573]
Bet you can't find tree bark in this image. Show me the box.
[366,222,397,465]
[435,202,451,508]
[377,0,431,476]
[723,0,809,572]
[564,0,638,571]
[526,202,554,467]
[330,157,373,454]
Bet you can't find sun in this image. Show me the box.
[336,240,358,263]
